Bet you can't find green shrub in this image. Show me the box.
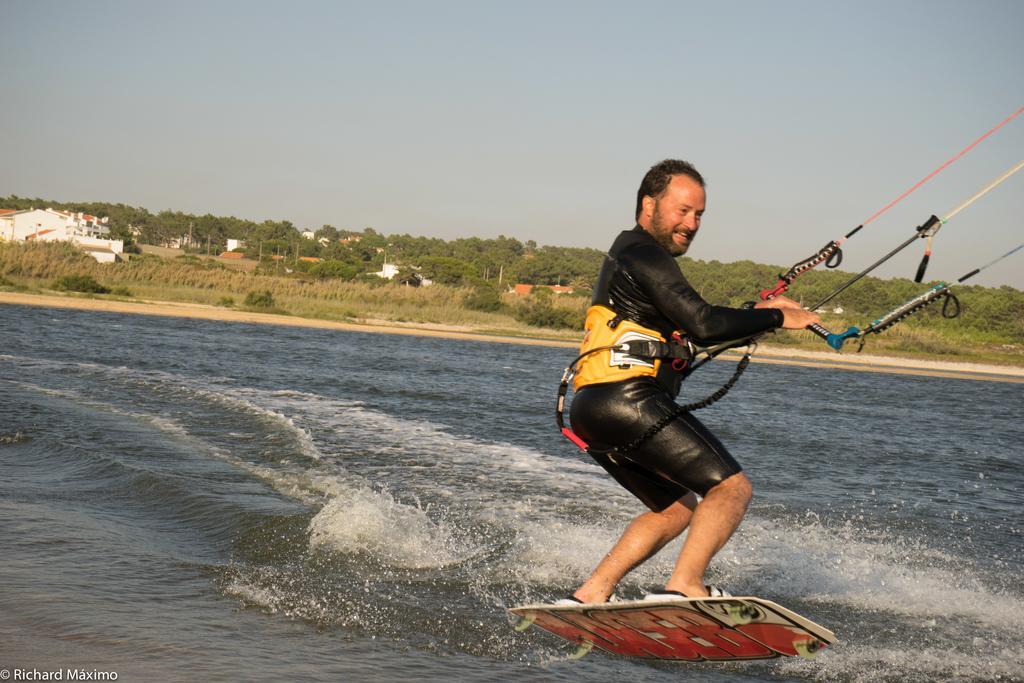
[514,302,578,329]
[52,274,111,294]
[244,290,275,308]
[310,260,361,280]
[464,286,504,312]
[110,285,133,296]
[217,296,235,307]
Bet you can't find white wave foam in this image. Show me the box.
[779,642,1024,682]
[146,415,192,439]
[75,405,336,507]
[2,355,327,463]
[235,386,616,490]
[136,412,342,506]
[220,566,329,623]
[490,507,1024,680]
[496,516,678,591]
[170,386,326,462]
[4,379,85,402]
[167,388,624,574]
[717,513,1024,633]
[307,481,475,569]
[7,359,609,508]
[223,573,287,614]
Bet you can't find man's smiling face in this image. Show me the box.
[642,174,705,256]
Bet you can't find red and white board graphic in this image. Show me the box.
[509,596,835,661]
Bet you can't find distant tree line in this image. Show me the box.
[2,194,1020,340]
[0,194,603,291]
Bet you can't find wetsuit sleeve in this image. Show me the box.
[621,243,783,343]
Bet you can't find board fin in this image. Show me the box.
[569,640,593,660]
[794,638,824,659]
[513,614,536,632]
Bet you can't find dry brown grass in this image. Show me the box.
[0,241,584,338]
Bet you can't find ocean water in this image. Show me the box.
[1,303,1021,682]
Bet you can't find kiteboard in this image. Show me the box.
[509,596,835,662]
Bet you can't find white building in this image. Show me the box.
[226,238,246,251]
[374,262,400,279]
[0,207,123,262]
[371,262,433,286]
[1,208,110,240]
[74,236,123,263]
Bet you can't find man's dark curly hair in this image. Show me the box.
[635,159,705,220]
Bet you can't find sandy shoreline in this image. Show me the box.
[3,291,1022,383]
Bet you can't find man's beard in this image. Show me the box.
[651,205,695,256]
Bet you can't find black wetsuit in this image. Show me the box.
[570,226,783,510]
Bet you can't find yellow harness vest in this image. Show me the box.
[572,305,668,391]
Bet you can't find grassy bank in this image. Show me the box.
[2,241,1021,366]
[0,241,584,340]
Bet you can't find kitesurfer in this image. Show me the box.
[566,159,820,602]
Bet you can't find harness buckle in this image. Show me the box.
[670,331,693,371]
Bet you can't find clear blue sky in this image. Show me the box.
[2,0,1022,288]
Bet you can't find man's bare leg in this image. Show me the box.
[572,492,698,603]
[664,472,752,597]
